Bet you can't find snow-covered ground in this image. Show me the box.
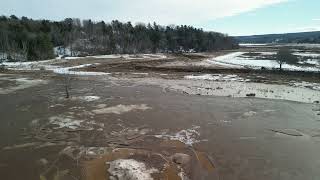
[207,52,320,71]
[89,54,167,60]
[185,74,250,82]
[1,53,167,75]
[52,63,111,75]
[239,43,269,47]
[2,59,110,76]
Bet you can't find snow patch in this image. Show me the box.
[185,74,250,82]
[107,159,158,180]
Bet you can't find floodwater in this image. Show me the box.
[0,73,320,180]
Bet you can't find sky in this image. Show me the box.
[0,0,319,36]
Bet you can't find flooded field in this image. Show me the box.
[1,47,320,180]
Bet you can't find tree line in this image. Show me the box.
[0,15,239,61]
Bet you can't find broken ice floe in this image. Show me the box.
[155,126,201,145]
[65,96,101,102]
[107,159,159,180]
[49,115,104,130]
[92,104,151,115]
[49,116,83,130]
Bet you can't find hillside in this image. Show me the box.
[235,31,320,44]
[0,15,238,62]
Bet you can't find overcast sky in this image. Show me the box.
[1,0,319,35]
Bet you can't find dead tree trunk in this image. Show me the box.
[64,75,71,98]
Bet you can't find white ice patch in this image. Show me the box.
[185,74,250,82]
[92,104,151,115]
[49,116,83,129]
[69,96,100,102]
[107,159,158,180]
[155,126,201,145]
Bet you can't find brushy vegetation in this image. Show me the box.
[0,15,239,61]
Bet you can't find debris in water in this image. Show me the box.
[270,129,304,137]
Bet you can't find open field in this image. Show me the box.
[1,44,320,180]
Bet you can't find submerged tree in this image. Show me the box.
[276,47,298,71]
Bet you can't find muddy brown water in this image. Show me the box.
[0,73,320,180]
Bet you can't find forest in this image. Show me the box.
[236,31,320,44]
[0,15,239,61]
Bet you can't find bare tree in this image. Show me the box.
[64,75,71,98]
[276,47,298,71]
